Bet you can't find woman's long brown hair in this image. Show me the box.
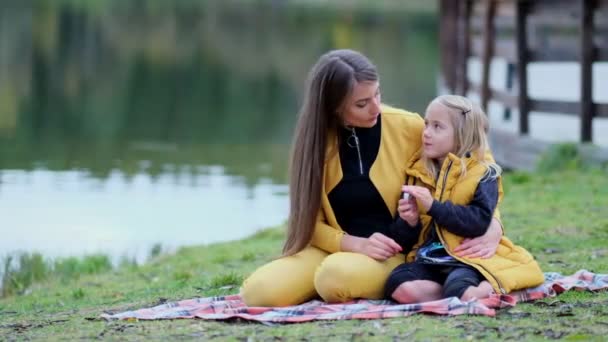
[282,50,378,256]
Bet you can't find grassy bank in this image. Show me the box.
[1,168,607,341]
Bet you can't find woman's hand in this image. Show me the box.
[397,197,419,227]
[453,218,502,258]
[402,186,434,211]
[341,233,402,261]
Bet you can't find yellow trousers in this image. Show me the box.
[240,246,405,307]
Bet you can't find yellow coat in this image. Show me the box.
[310,104,425,253]
[404,151,545,294]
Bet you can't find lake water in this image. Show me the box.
[0,1,438,262]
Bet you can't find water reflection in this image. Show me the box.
[0,1,437,260]
[0,168,288,262]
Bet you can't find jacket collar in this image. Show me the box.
[404,149,435,187]
[324,112,386,194]
[405,150,482,188]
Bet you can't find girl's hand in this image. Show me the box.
[453,218,502,258]
[397,198,419,227]
[402,186,434,211]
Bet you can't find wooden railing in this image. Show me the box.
[439,0,608,143]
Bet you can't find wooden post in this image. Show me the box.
[457,0,472,95]
[504,63,515,120]
[580,0,595,142]
[481,0,497,112]
[440,0,459,93]
[516,0,529,135]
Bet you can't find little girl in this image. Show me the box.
[385,95,544,303]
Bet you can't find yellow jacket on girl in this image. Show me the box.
[403,150,545,294]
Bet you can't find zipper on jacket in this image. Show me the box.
[438,160,453,201]
[472,260,507,294]
[434,160,506,294]
[348,127,364,175]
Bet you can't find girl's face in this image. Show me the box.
[423,101,456,164]
[341,81,381,128]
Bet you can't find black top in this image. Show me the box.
[328,118,392,239]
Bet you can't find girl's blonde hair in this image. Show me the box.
[422,94,502,180]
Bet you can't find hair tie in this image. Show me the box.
[462,109,471,115]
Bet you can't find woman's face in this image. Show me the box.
[422,101,456,164]
[340,80,381,128]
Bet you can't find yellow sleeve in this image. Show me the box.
[310,210,344,253]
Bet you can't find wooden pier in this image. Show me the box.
[439,0,608,169]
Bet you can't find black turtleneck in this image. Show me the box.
[328,118,393,239]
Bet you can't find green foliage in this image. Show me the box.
[536,142,608,175]
[211,254,230,264]
[172,271,193,283]
[118,255,139,270]
[1,253,111,298]
[1,253,49,297]
[53,257,82,280]
[21,253,47,282]
[148,243,163,260]
[506,171,532,185]
[79,255,113,275]
[53,255,112,280]
[71,288,85,300]
[0,0,438,187]
[250,227,285,241]
[537,143,582,172]
[208,272,243,289]
[240,251,256,262]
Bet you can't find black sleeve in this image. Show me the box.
[427,177,499,238]
[387,217,422,254]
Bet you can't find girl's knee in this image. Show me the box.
[391,283,418,304]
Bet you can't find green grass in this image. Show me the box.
[1,253,113,298]
[1,169,607,340]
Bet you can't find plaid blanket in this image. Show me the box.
[101,270,607,322]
